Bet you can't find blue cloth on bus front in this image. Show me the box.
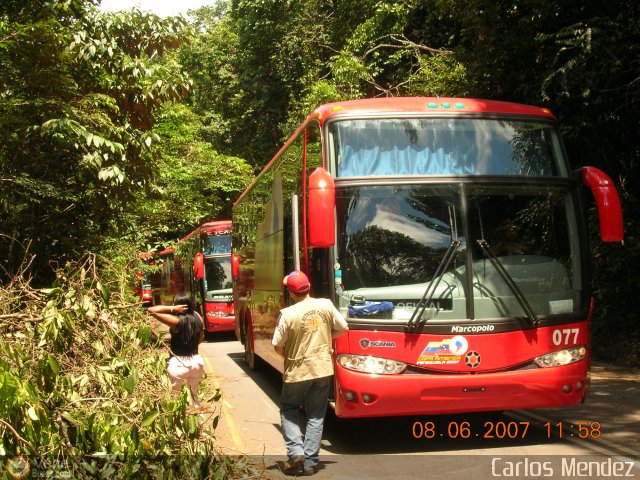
[348,301,394,317]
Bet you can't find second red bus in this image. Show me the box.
[153,220,235,335]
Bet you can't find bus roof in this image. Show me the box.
[200,220,232,235]
[156,220,232,255]
[233,97,557,206]
[313,97,556,122]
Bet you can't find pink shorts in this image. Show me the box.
[167,355,204,393]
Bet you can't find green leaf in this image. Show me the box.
[96,281,109,307]
[27,406,39,421]
[141,410,159,428]
[47,355,60,375]
[186,415,198,435]
[122,369,139,394]
[40,288,61,297]
[62,412,80,425]
[136,324,152,345]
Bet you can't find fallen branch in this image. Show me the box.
[0,313,42,321]
[0,418,35,453]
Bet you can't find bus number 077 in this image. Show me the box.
[552,328,579,346]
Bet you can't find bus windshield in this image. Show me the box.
[329,118,567,177]
[203,233,232,255]
[334,184,583,322]
[204,255,233,301]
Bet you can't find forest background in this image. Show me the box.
[1,1,638,369]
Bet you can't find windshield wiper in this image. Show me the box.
[407,239,460,331]
[407,205,460,331]
[476,239,539,326]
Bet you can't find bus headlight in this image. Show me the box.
[534,346,587,368]
[337,354,406,374]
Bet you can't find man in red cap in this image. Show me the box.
[272,270,348,476]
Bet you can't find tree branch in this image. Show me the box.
[362,34,453,59]
[0,418,35,452]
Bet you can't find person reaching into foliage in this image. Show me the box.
[147,291,205,407]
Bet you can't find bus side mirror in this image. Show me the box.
[194,252,204,280]
[308,168,336,247]
[580,166,624,242]
[231,252,240,279]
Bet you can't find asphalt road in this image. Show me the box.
[198,332,639,479]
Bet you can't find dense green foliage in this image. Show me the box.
[0,255,235,478]
[1,1,185,282]
[128,103,253,248]
[0,1,253,284]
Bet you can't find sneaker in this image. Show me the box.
[288,455,304,466]
[282,455,304,475]
[302,467,317,476]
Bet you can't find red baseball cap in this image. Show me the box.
[283,271,310,294]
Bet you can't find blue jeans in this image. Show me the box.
[280,376,331,470]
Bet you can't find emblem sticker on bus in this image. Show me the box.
[451,324,495,333]
[417,335,468,365]
[360,338,396,349]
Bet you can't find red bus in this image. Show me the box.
[133,251,158,306]
[149,245,180,306]
[153,220,235,335]
[232,97,623,418]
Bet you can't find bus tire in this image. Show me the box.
[244,333,258,370]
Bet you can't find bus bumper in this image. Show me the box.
[205,315,235,333]
[333,361,589,418]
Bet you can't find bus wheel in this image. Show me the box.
[244,334,258,370]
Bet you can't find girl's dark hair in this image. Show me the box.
[172,291,200,347]
[173,291,194,313]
